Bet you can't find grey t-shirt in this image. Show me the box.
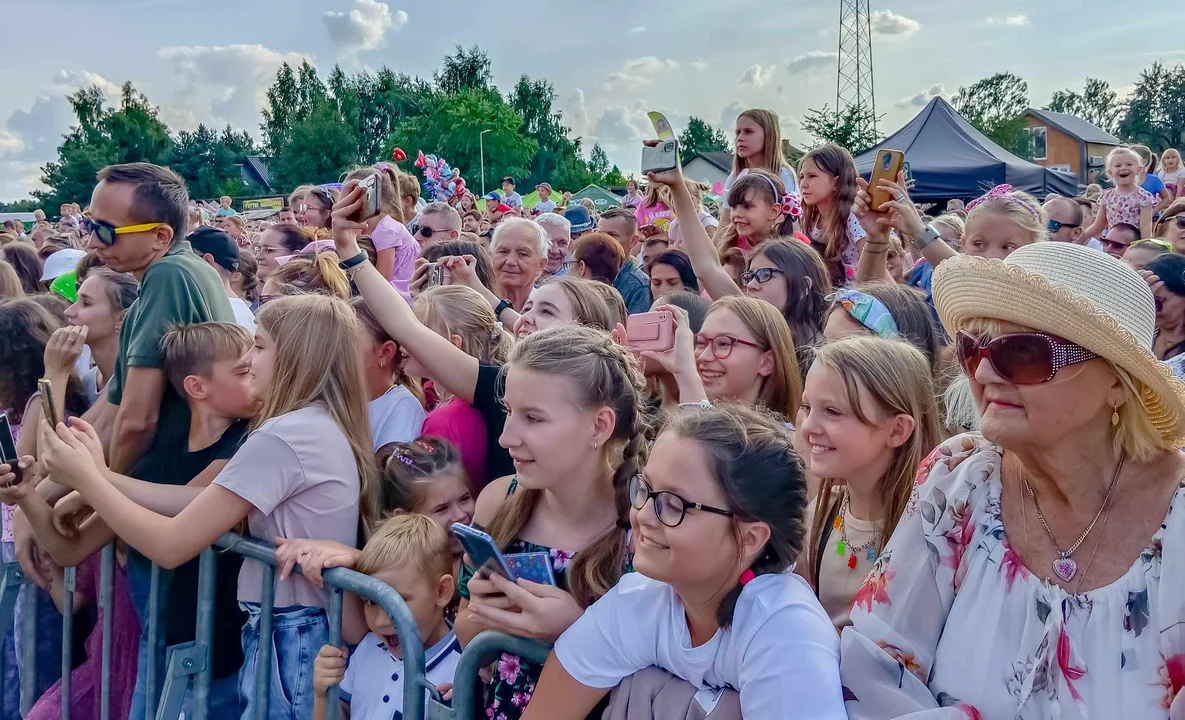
[215,404,360,608]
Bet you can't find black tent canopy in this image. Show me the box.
[854,97,1078,201]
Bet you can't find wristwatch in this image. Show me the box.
[494,299,513,318]
[339,250,369,281]
[914,225,942,250]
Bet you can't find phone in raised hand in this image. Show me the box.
[357,174,382,221]
[0,415,22,486]
[38,378,61,428]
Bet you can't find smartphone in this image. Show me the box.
[425,262,450,288]
[902,161,913,184]
[452,523,516,581]
[38,378,61,429]
[359,174,381,220]
[504,552,557,586]
[626,310,675,353]
[641,139,679,175]
[0,415,21,486]
[869,149,906,211]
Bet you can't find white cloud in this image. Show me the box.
[741,64,774,89]
[604,57,679,91]
[5,95,73,160]
[718,101,746,135]
[630,26,646,34]
[870,10,921,36]
[0,160,47,201]
[323,0,408,54]
[563,88,591,139]
[158,44,310,130]
[690,60,709,72]
[786,51,837,76]
[987,14,1029,27]
[592,106,651,147]
[50,70,123,100]
[0,130,24,158]
[894,83,947,108]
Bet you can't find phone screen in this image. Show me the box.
[452,524,516,580]
[0,416,22,485]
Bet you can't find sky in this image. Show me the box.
[2,0,1185,201]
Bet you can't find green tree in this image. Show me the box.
[549,138,598,192]
[800,105,883,154]
[389,89,536,196]
[677,117,730,155]
[509,76,572,187]
[261,60,326,156]
[601,165,627,188]
[1046,78,1122,135]
[589,143,610,177]
[271,102,360,191]
[1117,62,1185,152]
[434,45,493,95]
[0,199,40,212]
[35,82,173,207]
[170,124,258,199]
[952,72,1030,152]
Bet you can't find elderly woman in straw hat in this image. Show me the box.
[839,242,1185,718]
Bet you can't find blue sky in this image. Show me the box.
[2,0,1184,201]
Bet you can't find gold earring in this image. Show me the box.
[592,440,598,450]
[1111,409,1120,426]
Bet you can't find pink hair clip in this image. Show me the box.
[966,184,1013,212]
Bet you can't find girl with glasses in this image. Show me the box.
[522,403,845,719]
[454,324,649,720]
[798,336,942,630]
[641,296,802,424]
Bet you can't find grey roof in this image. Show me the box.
[1023,108,1121,146]
[238,156,275,192]
[689,151,734,173]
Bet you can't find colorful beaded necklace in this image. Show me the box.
[832,495,878,569]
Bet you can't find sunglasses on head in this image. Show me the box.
[956,331,1098,385]
[81,217,164,247]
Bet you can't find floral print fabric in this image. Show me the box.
[840,433,1185,719]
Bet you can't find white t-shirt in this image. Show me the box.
[722,167,800,208]
[553,571,846,719]
[340,630,461,720]
[534,199,557,213]
[228,296,256,334]
[668,210,721,245]
[368,385,426,450]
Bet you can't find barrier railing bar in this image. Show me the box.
[21,580,37,713]
[0,562,26,715]
[155,642,203,720]
[61,565,75,720]
[253,562,275,720]
[192,547,215,720]
[145,561,161,720]
[99,544,113,720]
[451,631,552,719]
[325,586,342,720]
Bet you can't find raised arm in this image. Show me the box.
[644,145,741,300]
[332,180,482,404]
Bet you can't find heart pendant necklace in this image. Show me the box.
[1023,452,1124,584]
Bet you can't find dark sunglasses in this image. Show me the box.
[417,225,441,239]
[81,217,164,247]
[956,331,1097,384]
[740,267,785,285]
[1047,218,1079,234]
[629,475,733,528]
[1174,216,1185,230]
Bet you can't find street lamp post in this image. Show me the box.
[479,129,493,196]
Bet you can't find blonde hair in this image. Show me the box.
[805,336,943,584]
[732,109,792,175]
[708,296,803,420]
[345,165,418,224]
[960,318,1166,462]
[255,295,381,532]
[0,260,23,299]
[965,190,1047,245]
[931,213,965,239]
[1105,147,1144,181]
[1161,149,1182,172]
[413,285,514,364]
[355,513,452,585]
[160,322,252,396]
[487,324,651,608]
[547,276,621,332]
[223,214,246,231]
[269,252,351,299]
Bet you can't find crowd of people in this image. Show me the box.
[2,105,1185,719]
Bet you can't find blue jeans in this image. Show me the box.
[1,541,63,718]
[239,604,327,720]
[126,559,242,720]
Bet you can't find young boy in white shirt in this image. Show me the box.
[312,513,461,720]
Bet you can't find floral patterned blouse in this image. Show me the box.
[458,479,634,720]
[840,434,1185,719]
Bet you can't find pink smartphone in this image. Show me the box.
[627,310,675,353]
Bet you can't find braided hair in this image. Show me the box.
[486,324,653,608]
[661,402,807,629]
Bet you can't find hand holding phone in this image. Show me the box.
[38,378,61,428]
[0,416,24,487]
[641,139,679,175]
[868,149,906,211]
[356,174,381,222]
[627,310,675,353]
[452,523,516,581]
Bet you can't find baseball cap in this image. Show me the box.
[564,205,594,233]
[501,176,515,185]
[188,226,240,272]
[40,248,87,282]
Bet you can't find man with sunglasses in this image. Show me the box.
[84,163,233,473]
[1043,197,1084,245]
[413,202,461,249]
[1100,223,1140,260]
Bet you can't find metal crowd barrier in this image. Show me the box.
[0,532,551,720]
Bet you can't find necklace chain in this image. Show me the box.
[1022,453,1125,559]
[838,495,878,554]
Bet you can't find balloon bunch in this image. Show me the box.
[413,150,468,204]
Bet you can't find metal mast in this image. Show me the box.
[836,0,876,138]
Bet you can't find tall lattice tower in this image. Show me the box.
[836,0,876,138]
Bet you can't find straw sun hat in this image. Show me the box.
[933,242,1185,445]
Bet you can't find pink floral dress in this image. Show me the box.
[840,434,1185,719]
[1101,187,1155,230]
